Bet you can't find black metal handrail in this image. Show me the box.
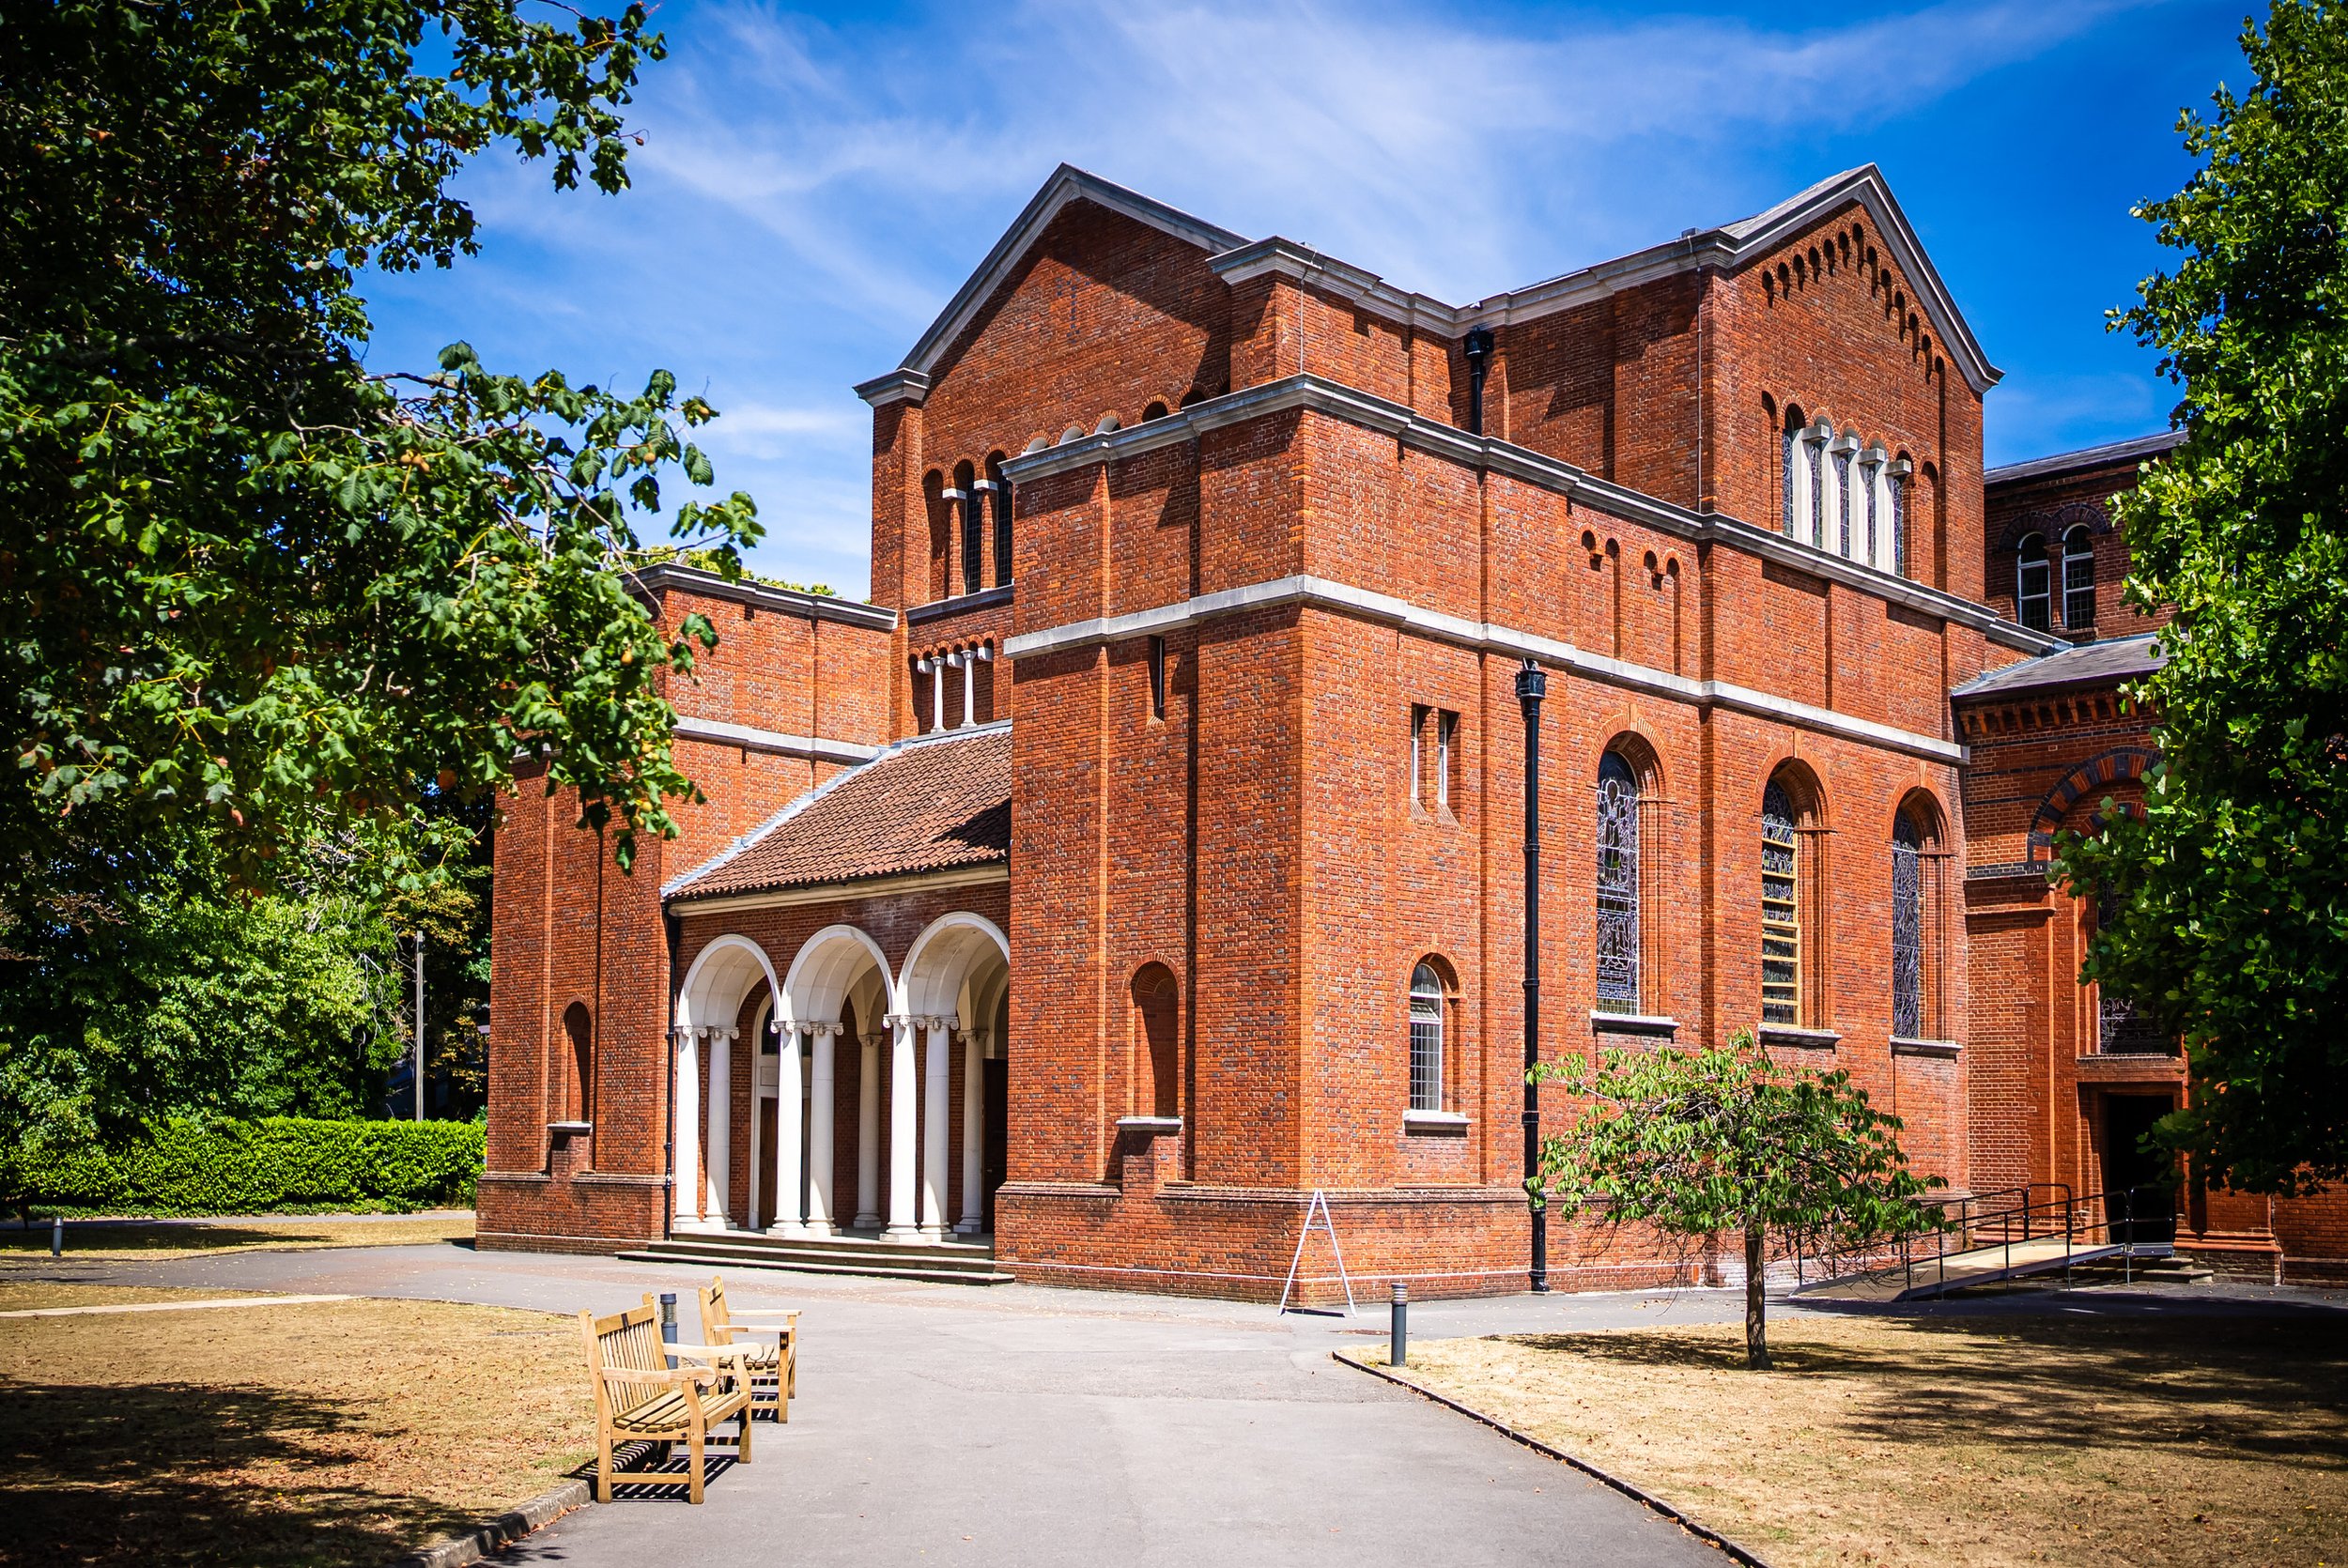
[1894,1183,2174,1297]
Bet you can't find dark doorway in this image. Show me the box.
[2101,1094,2178,1244]
[757,1098,778,1230]
[982,1057,1008,1234]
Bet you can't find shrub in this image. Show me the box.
[1,1116,484,1218]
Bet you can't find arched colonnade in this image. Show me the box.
[670,913,1010,1240]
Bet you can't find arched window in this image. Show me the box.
[2062,525,2094,631]
[954,459,982,594]
[1781,405,1806,537]
[560,1002,594,1124]
[1408,962,1445,1112]
[1891,459,1910,578]
[987,453,1012,588]
[1595,751,1642,1014]
[1833,440,1854,557]
[1761,782,1801,1027]
[1891,808,1925,1038]
[2016,531,2050,632]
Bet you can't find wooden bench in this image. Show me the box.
[578,1299,754,1503]
[696,1275,800,1423]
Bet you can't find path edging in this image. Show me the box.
[1332,1350,1772,1568]
[383,1478,590,1568]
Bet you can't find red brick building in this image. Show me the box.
[480,164,2347,1293]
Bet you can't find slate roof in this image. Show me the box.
[665,725,1011,903]
[1985,431,2183,487]
[1950,634,2165,701]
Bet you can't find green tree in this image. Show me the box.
[2059,1,2348,1195]
[1,1,762,1145]
[0,0,756,908]
[1532,1033,1935,1369]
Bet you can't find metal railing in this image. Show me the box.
[1892,1183,2174,1298]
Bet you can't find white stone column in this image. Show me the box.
[885,1015,919,1238]
[672,1024,701,1224]
[919,656,944,733]
[920,1017,951,1237]
[960,651,978,727]
[956,1028,987,1235]
[704,1026,734,1223]
[766,1020,803,1233]
[806,1022,838,1236]
[856,1031,883,1229]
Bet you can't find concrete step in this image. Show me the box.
[620,1231,1014,1286]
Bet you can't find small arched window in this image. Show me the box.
[954,459,982,595]
[1595,751,1642,1014]
[1761,782,1800,1027]
[2016,531,2050,632]
[1891,808,1925,1038]
[1833,439,1855,557]
[1891,459,1910,578]
[1781,405,1807,537]
[561,1002,594,1124]
[2062,525,2094,631]
[1408,962,1445,1112]
[987,453,1012,589]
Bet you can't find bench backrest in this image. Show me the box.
[579,1300,669,1421]
[698,1275,734,1344]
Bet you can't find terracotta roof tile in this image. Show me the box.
[668,726,1010,901]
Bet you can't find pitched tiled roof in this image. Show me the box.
[666,725,1010,902]
[1950,634,2165,700]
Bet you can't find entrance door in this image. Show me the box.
[981,1058,1008,1234]
[757,1098,779,1229]
[2101,1094,2177,1245]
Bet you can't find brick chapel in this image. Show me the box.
[480,164,2348,1295]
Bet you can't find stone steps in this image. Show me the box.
[619,1230,1015,1286]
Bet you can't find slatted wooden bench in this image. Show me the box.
[578,1298,754,1503]
[696,1275,800,1423]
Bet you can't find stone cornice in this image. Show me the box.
[628,563,897,630]
[672,716,881,768]
[1001,372,2058,657]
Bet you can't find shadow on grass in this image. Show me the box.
[0,1379,496,1567]
[1493,1311,2348,1467]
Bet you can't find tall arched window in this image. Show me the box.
[1408,962,1445,1112]
[954,459,982,594]
[1595,751,1642,1014]
[1833,440,1854,557]
[1761,783,1801,1027]
[2016,531,2050,632]
[2062,525,2094,631]
[1891,809,1924,1038]
[1807,427,1827,546]
[1891,459,1910,578]
[987,454,1013,588]
[1781,406,1806,537]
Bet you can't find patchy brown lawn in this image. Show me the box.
[0,1212,473,1263]
[0,1282,593,1566]
[1376,1309,2348,1568]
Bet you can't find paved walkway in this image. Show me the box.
[23,1242,1747,1566]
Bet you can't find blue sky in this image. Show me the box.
[366,0,2254,593]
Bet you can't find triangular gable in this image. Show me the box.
[857,165,1248,405]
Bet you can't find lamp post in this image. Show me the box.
[1516,656,1549,1294]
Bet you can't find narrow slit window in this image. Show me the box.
[1761,782,1800,1027]
[988,455,1013,587]
[1410,704,1429,807]
[1148,636,1166,721]
[1436,712,1457,811]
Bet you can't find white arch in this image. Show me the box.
[780,923,893,1028]
[671,933,780,1228]
[896,911,1011,1023]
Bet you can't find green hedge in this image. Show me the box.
[2,1116,485,1216]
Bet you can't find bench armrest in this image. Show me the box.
[669,1342,754,1363]
[596,1363,720,1390]
[726,1308,800,1321]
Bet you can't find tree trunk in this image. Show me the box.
[1744,1223,1770,1370]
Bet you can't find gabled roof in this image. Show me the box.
[859,162,2000,403]
[664,724,1011,904]
[1985,431,2183,487]
[1950,633,2165,701]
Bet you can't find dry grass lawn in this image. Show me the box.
[0,1282,594,1566]
[1381,1308,2348,1568]
[0,1212,473,1263]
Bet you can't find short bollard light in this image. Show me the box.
[1390,1281,1409,1368]
[658,1291,679,1367]
[51,1216,63,1258]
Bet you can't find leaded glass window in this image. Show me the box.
[1596,752,1641,1013]
[2094,894,2170,1053]
[1835,448,1854,557]
[2016,532,2050,632]
[1807,435,1826,547]
[1862,462,1879,565]
[1409,963,1445,1111]
[1783,423,1800,535]
[1892,473,1908,577]
[1761,783,1800,1027]
[1892,810,1924,1038]
[2062,525,2095,631]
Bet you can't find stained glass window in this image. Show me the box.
[1596,752,1641,1013]
[1762,783,1800,1027]
[1892,809,1923,1038]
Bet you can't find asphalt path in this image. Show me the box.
[22,1240,1750,1566]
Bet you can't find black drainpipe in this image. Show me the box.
[662,906,681,1241]
[1462,327,1495,437]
